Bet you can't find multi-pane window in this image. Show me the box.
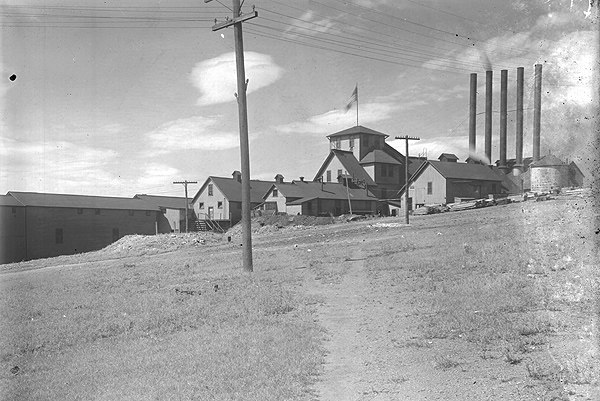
[349,138,354,149]
[326,170,331,182]
[272,189,278,197]
[217,201,223,209]
[337,169,342,178]
[208,184,213,196]
[427,181,433,195]
[199,202,205,209]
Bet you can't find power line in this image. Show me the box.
[259,8,507,71]
[321,0,524,55]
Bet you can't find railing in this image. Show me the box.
[195,213,226,233]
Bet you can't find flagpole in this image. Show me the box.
[356,83,359,126]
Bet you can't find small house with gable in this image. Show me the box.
[191,171,274,230]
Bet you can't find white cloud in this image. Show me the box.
[284,10,336,39]
[144,115,239,154]
[135,163,181,190]
[190,52,284,106]
[275,102,399,135]
[0,136,120,194]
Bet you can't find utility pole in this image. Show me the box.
[206,0,257,272]
[395,135,420,224]
[173,180,197,233]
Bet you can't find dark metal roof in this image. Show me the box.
[429,161,504,181]
[314,149,377,187]
[278,181,377,205]
[134,194,191,210]
[8,191,158,211]
[327,125,388,139]
[530,154,566,167]
[438,153,459,161]
[204,177,274,203]
[0,194,23,207]
[360,149,402,165]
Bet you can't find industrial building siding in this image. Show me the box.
[23,206,157,260]
[0,205,26,264]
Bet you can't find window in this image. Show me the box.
[128,210,134,216]
[381,165,387,177]
[349,138,355,149]
[95,209,101,215]
[272,189,278,197]
[389,166,394,177]
[208,184,213,196]
[55,228,63,244]
[334,139,341,149]
[326,170,331,182]
[427,181,433,195]
[337,169,342,178]
[112,228,119,242]
[217,201,223,209]
[199,202,205,209]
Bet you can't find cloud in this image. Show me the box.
[0,136,120,194]
[134,163,181,190]
[144,115,240,154]
[283,10,336,39]
[275,102,399,135]
[190,52,284,106]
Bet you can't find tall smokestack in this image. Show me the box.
[533,63,542,162]
[499,69,508,171]
[469,73,477,156]
[514,67,524,175]
[484,70,493,164]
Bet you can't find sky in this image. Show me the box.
[1,0,598,198]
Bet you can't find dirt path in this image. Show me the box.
[313,249,370,400]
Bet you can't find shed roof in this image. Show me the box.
[327,125,388,139]
[438,153,459,161]
[8,191,158,211]
[280,181,377,205]
[360,149,402,165]
[313,149,377,187]
[429,161,504,181]
[134,194,191,210]
[530,154,566,167]
[196,177,274,204]
[0,194,23,207]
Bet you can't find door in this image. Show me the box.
[208,206,214,219]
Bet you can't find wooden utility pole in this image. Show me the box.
[395,135,420,224]
[173,180,197,233]
[207,0,257,272]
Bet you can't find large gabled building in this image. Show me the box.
[0,191,159,263]
[313,125,423,199]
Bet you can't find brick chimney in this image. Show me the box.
[275,174,284,184]
[232,170,242,182]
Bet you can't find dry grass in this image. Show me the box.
[0,253,324,400]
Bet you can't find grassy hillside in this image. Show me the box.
[1,193,597,400]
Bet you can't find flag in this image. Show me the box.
[344,85,358,112]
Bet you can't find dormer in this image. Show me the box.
[438,153,459,163]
